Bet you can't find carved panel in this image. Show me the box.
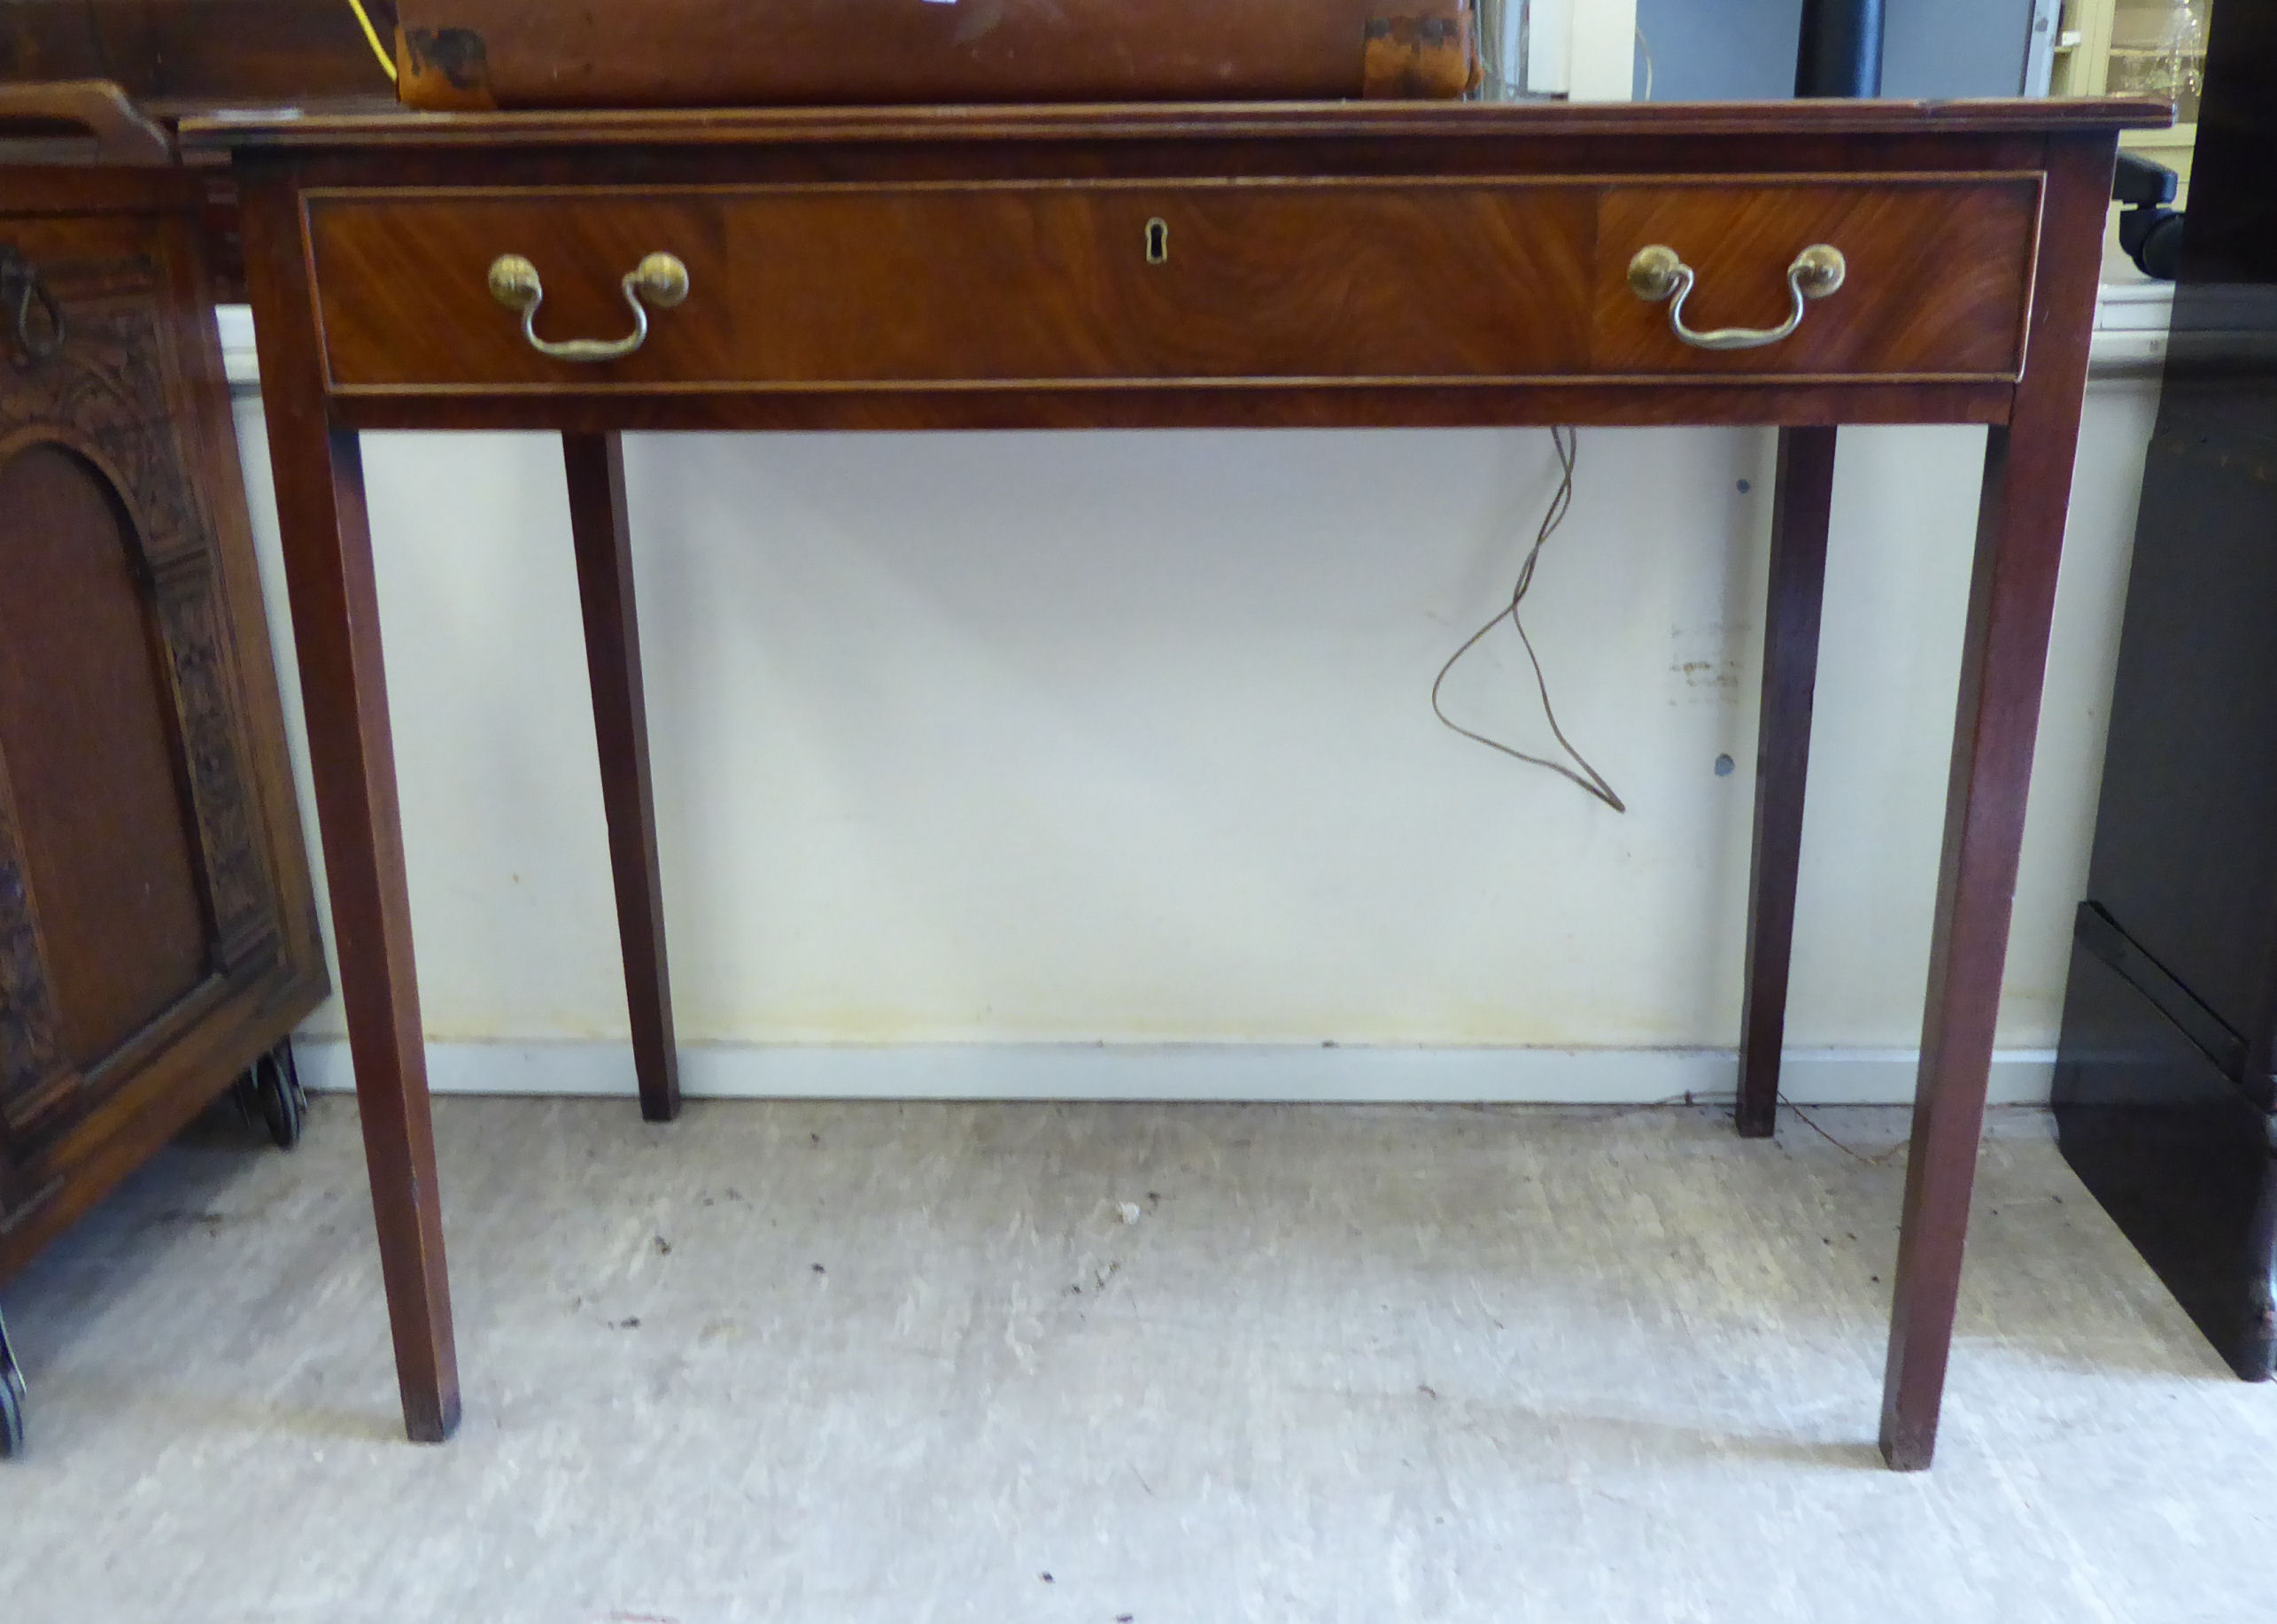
[0,761,73,1128]
[0,268,278,990]
[149,548,272,968]
[0,187,324,1281]
[0,260,283,1123]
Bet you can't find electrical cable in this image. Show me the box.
[345,0,399,83]
[1431,426,1627,813]
[1783,1096,1910,1166]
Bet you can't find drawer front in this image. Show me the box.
[309,182,1596,389]
[1592,178,2042,378]
[313,197,736,387]
[309,176,2040,391]
[727,183,1592,383]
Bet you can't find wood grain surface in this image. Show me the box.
[242,169,461,1442]
[311,195,733,387]
[727,182,1593,384]
[1592,179,2041,377]
[1737,427,1839,1139]
[181,97,2173,152]
[311,175,2039,392]
[0,1,394,103]
[0,170,327,1285]
[1879,133,2121,1471]
[391,0,1473,110]
[313,182,1592,387]
[0,445,211,1073]
[563,430,680,1125]
[321,378,2020,434]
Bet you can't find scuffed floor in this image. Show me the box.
[0,1094,2269,1623]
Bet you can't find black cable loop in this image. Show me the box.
[1431,426,1626,813]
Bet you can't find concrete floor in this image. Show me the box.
[0,1094,2269,1624]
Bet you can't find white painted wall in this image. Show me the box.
[1566,0,1643,100]
[1511,0,1640,100]
[226,355,2163,1094]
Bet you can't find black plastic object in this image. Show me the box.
[2056,914,2277,1380]
[1795,0,1885,97]
[2054,0,2277,1382]
[2115,151,2186,281]
[232,1038,307,1150]
[2115,150,2179,207]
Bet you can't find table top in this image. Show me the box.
[180,96,2173,152]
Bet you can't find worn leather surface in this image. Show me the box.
[393,0,1475,110]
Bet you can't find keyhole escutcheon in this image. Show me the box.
[1144,217,1170,265]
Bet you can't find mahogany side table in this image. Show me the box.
[184,95,2167,1469]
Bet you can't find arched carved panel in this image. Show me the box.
[0,443,210,1075]
[0,755,71,1130]
[4,281,275,945]
[0,265,282,1134]
[0,183,324,1285]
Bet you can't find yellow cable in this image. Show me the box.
[345,0,399,84]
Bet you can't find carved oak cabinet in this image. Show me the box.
[0,165,327,1382]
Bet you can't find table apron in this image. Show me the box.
[321,380,2018,434]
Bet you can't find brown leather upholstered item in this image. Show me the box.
[391,0,1477,110]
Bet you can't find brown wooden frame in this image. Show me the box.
[0,164,328,1284]
[190,96,2165,1470]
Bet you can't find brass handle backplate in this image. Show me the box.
[1625,244,1846,351]
[486,251,689,362]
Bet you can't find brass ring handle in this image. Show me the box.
[1625,244,1847,351]
[486,251,689,362]
[1,246,66,366]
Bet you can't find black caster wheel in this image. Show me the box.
[235,1040,307,1150]
[0,1309,24,1461]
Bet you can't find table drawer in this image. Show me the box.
[306,175,2040,391]
[309,181,1598,389]
[311,196,738,388]
[729,182,1601,383]
[1592,177,2042,378]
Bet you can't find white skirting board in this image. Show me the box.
[290,1040,2057,1106]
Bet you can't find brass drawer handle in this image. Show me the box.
[1626,243,1847,351]
[486,251,689,362]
